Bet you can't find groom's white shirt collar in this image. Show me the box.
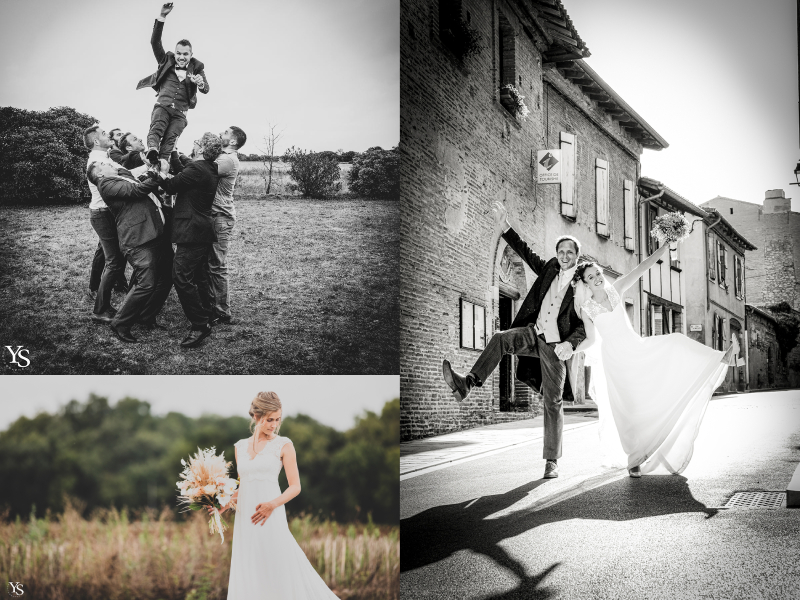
[558,264,577,291]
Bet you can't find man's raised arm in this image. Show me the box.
[151,2,174,63]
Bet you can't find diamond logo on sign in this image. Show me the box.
[536,149,562,184]
[539,152,559,171]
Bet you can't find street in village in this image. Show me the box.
[400,391,800,599]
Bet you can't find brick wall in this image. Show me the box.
[401,0,644,440]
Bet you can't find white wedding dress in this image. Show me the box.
[581,285,733,474]
[227,436,339,599]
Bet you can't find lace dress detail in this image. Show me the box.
[227,436,339,599]
[581,285,621,321]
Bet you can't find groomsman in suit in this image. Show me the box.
[156,132,221,348]
[137,2,209,165]
[88,163,167,342]
[116,133,147,170]
[84,125,131,322]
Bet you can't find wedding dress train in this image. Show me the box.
[227,436,339,599]
[582,285,734,474]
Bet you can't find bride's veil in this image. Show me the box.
[572,278,627,468]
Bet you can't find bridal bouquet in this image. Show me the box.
[650,211,691,245]
[176,447,239,543]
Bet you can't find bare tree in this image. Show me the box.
[260,123,284,195]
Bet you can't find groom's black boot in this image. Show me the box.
[442,360,479,402]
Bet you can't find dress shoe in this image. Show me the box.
[139,319,168,331]
[146,148,160,166]
[210,313,236,326]
[109,323,137,343]
[442,359,474,402]
[628,466,642,478]
[543,460,559,479]
[180,324,212,348]
[91,310,114,324]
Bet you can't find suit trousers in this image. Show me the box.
[138,232,174,325]
[173,242,213,328]
[89,209,125,314]
[207,214,235,318]
[470,325,566,460]
[147,104,188,159]
[112,240,161,329]
[90,241,130,293]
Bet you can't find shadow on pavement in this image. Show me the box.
[401,440,479,457]
[401,474,717,598]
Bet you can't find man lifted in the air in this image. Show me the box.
[137,2,210,166]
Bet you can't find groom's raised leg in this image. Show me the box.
[443,326,539,401]
[537,335,567,462]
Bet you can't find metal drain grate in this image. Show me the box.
[724,491,786,509]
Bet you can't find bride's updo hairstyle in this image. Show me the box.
[572,261,601,285]
[249,391,282,435]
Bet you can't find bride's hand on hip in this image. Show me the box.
[251,501,276,526]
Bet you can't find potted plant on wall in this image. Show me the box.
[499,84,530,120]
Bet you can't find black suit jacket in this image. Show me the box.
[502,227,586,392]
[159,158,219,244]
[135,19,209,109]
[98,171,164,250]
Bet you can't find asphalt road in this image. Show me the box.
[400,391,800,600]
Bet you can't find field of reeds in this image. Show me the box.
[235,161,353,197]
[0,505,398,600]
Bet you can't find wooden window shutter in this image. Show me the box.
[722,245,729,286]
[707,233,716,281]
[560,132,576,218]
[595,158,609,236]
[623,179,635,251]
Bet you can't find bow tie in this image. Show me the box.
[175,66,187,71]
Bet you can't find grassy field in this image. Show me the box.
[0,193,397,374]
[0,506,399,600]
[235,161,354,197]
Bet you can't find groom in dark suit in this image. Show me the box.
[88,162,169,343]
[137,2,209,165]
[443,202,586,478]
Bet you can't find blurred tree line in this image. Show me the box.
[0,396,399,524]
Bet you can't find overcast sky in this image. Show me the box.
[565,0,798,211]
[0,0,399,155]
[0,375,399,432]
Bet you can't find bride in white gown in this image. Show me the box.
[217,392,339,599]
[572,242,737,477]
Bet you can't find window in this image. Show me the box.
[734,254,744,299]
[712,313,725,350]
[651,304,663,335]
[717,241,728,289]
[497,11,515,113]
[460,299,486,349]
[560,132,576,218]
[707,233,716,281]
[595,158,609,237]
[439,0,462,45]
[647,206,659,255]
[623,180,635,251]
[672,310,683,334]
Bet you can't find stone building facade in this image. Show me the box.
[745,305,782,390]
[400,0,667,440]
[702,190,800,310]
[681,207,756,392]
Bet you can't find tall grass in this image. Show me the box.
[235,161,353,197]
[0,505,398,600]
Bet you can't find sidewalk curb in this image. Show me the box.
[400,420,598,480]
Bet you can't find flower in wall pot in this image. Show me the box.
[499,84,530,120]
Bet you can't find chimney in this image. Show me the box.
[764,189,791,213]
